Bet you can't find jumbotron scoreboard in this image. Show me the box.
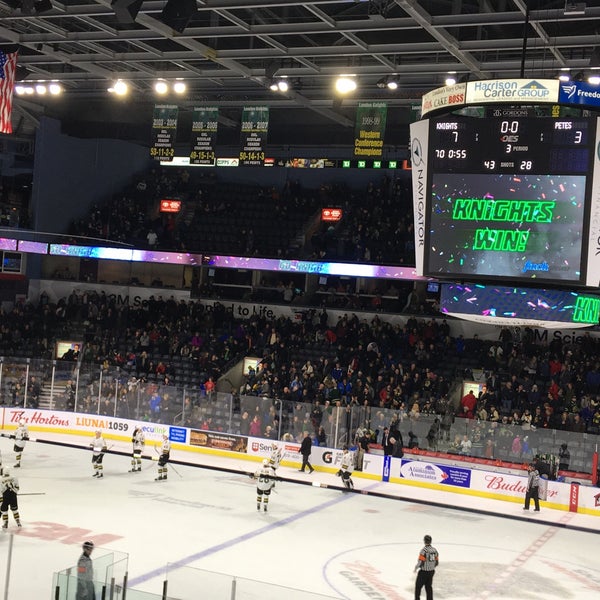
[410,79,600,288]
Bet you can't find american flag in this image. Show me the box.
[0,50,18,135]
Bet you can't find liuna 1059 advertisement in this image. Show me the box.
[427,172,587,283]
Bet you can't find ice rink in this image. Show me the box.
[1,435,599,600]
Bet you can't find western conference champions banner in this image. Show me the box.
[190,107,218,165]
[239,106,269,166]
[354,102,387,158]
[150,104,178,161]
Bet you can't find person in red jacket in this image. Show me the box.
[459,390,477,419]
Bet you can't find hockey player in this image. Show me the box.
[0,468,21,529]
[13,418,30,468]
[337,446,355,491]
[129,426,145,473]
[155,434,171,481]
[254,459,276,512]
[89,431,108,478]
[268,442,282,471]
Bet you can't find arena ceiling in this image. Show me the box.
[2,0,600,145]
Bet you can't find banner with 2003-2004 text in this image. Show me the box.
[150,104,178,161]
[190,107,218,165]
[354,102,387,158]
[239,106,269,166]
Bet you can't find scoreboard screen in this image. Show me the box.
[411,115,600,286]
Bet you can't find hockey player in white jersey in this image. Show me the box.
[1,468,21,529]
[268,442,282,471]
[129,426,145,473]
[13,419,30,468]
[337,446,355,491]
[254,459,276,512]
[155,434,171,481]
[89,431,108,478]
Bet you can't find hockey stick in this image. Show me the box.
[0,433,38,443]
[154,445,183,478]
[20,492,46,496]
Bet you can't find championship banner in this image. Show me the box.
[190,107,218,165]
[239,106,269,166]
[354,102,387,158]
[150,104,178,161]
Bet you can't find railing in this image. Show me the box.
[47,556,341,600]
[0,356,598,474]
[51,548,129,600]
[165,565,340,600]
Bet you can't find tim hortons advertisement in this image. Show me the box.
[0,408,171,444]
[189,430,248,453]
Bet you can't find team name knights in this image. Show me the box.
[452,198,555,223]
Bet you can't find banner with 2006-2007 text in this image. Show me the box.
[190,107,218,165]
[150,104,178,161]
[239,106,269,166]
[354,102,387,158]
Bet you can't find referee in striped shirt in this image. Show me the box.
[414,534,439,600]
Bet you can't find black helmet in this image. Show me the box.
[424,535,432,544]
[82,541,94,550]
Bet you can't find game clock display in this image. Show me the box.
[423,116,597,285]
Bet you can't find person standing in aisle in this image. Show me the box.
[337,446,355,491]
[254,459,276,512]
[298,430,314,473]
[155,434,171,481]
[0,468,21,529]
[524,462,540,511]
[129,426,145,473]
[76,541,96,600]
[13,418,30,468]
[89,431,107,478]
[414,534,439,600]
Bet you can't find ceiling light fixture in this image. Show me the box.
[109,80,128,96]
[173,80,186,94]
[48,83,62,95]
[277,79,289,92]
[154,80,169,94]
[335,75,357,94]
[445,75,457,86]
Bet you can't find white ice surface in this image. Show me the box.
[1,435,599,600]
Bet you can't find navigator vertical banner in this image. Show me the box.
[354,102,387,158]
[239,106,269,166]
[150,104,178,161]
[586,115,600,286]
[190,107,218,165]
[409,119,429,276]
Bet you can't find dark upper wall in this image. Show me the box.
[31,117,152,234]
